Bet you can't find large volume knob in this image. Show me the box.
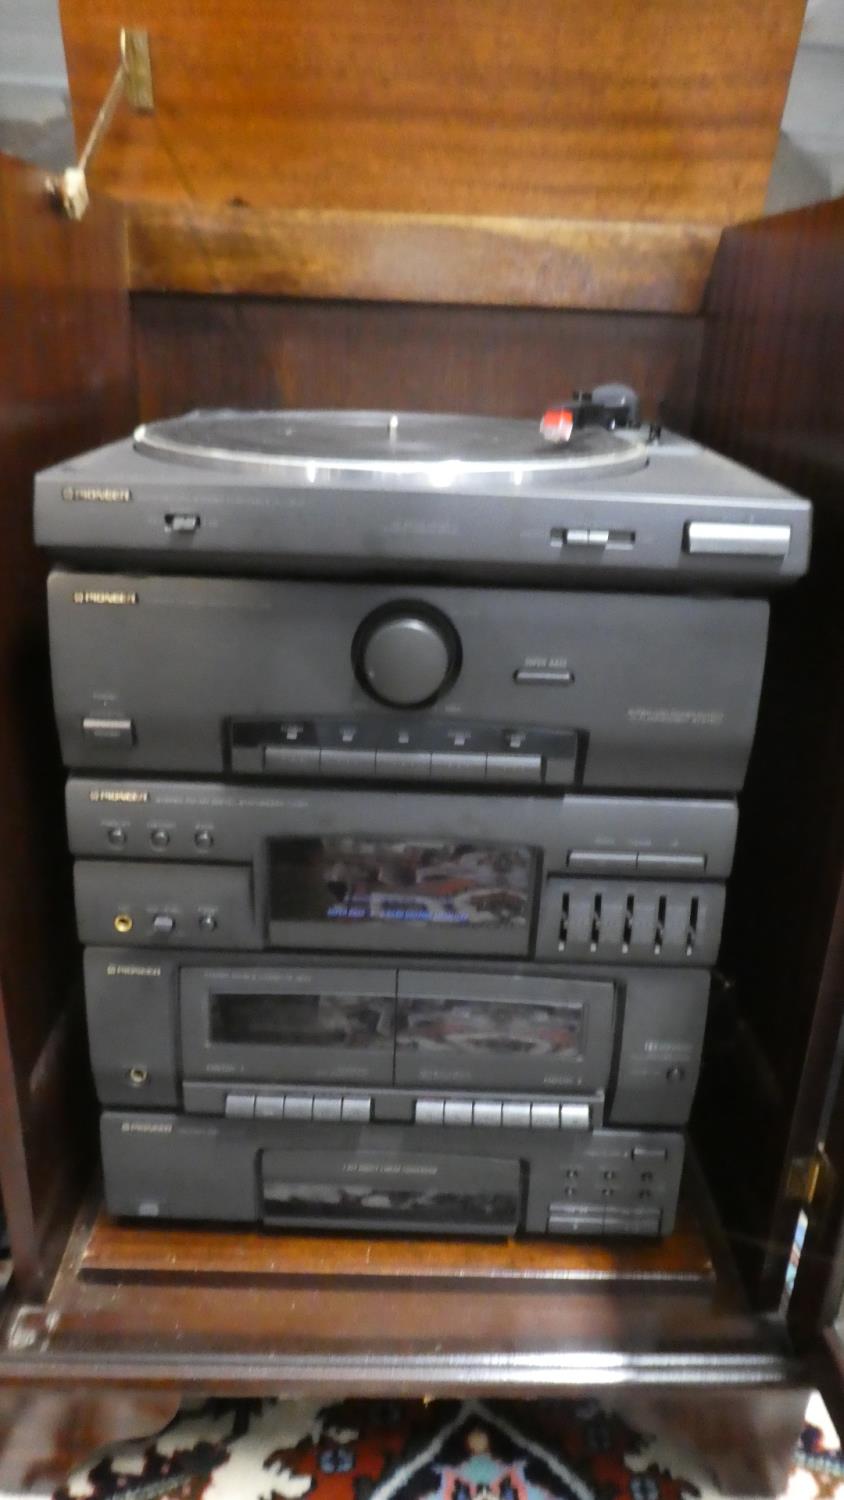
[353,603,461,707]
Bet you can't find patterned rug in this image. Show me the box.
[47,1393,791,1500]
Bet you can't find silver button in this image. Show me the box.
[473,1100,503,1127]
[530,1103,561,1129]
[255,1095,286,1118]
[636,852,705,874]
[415,1098,445,1125]
[82,716,135,746]
[224,1094,255,1119]
[151,913,175,935]
[567,849,637,873]
[375,751,432,780]
[560,1103,591,1129]
[443,1099,473,1126]
[485,754,542,784]
[501,1101,532,1129]
[513,669,574,686]
[312,1095,344,1122]
[341,1096,372,1122]
[684,520,791,557]
[284,1095,314,1121]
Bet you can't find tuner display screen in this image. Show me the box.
[268,837,534,930]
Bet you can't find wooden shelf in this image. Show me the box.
[0,1183,796,1395]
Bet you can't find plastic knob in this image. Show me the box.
[354,605,460,707]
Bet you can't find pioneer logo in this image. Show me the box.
[89,789,149,803]
[72,590,138,605]
[121,1121,173,1134]
[106,964,162,978]
[627,707,725,727]
[62,486,131,503]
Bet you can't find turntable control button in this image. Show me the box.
[198,913,217,933]
[107,825,127,848]
[430,752,486,782]
[665,1066,686,1083]
[152,913,175,935]
[194,828,214,851]
[355,607,460,707]
[149,827,170,849]
[530,1102,561,1129]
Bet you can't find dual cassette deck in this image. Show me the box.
[36,399,812,1242]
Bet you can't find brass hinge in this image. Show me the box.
[45,28,154,220]
[786,1146,834,1212]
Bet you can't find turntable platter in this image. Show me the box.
[134,409,649,480]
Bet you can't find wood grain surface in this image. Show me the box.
[131,293,703,431]
[0,152,135,1296]
[127,206,719,312]
[60,0,803,226]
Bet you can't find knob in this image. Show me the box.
[353,604,460,707]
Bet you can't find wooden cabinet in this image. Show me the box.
[1,7,844,1485]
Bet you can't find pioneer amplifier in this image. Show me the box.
[49,571,768,791]
[34,408,811,588]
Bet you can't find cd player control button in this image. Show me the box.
[666,1066,686,1083]
[547,1210,604,1236]
[443,1100,473,1127]
[341,1096,372,1122]
[355,608,460,707]
[684,520,791,558]
[430,752,486,782]
[107,825,127,848]
[255,1095,286,1118]
[194,828,214,851]
[560,1103,591,1129]
[636,852,705,874]
[198,913,217,933]
[151,913,175,935]
[415,1099,445,1125]
[375,751,432,780]
[513,669,574,686]
[150,827,170,849]
[312,1096,344,1122]
[501,1101,531,1129]
[264,745,321,776]
[568,850,637,873]
[485,753,542,784]
[284,1095,315,1121]
[82,715,135,746]
[530,1103,561,1129]
[224,1093,256,1119]
[632,1145,668,1162]
[473,1100,503,1127]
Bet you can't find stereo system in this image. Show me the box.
[36,399,812,1243]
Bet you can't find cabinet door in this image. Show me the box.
[0,150,135,1296]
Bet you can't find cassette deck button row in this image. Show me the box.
[414,1097,591,1129]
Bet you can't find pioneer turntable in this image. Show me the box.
[34,397,811,587]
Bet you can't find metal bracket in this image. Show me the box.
[45,28,154,221]
[786,1146,835,1217]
